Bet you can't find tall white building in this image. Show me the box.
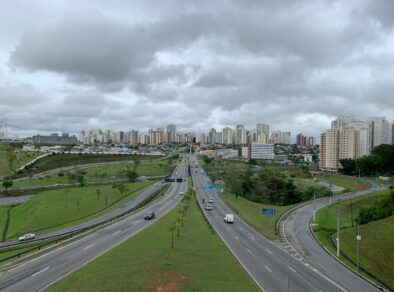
[368,117,390,150]
[280,132,291,145]
[208,128,216,144]
[236,125,247,144]
[222,127,234,145]
[351,120,370,158]
[166,124,176,143]
[256,123,269,143]
[390,121,394,144]
[331,116,354,129]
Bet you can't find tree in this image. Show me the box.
[77,174,86,186]
[74,196,82,210]
[116,183,128,197]
[2,180,13,191]
[126,170,138,182]
[176,217,182,237]
[339,158,356,175]
[96,189,101,200]
[169,223,176,248]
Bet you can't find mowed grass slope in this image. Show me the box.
[50,194,259,291]
[317,174,364,192]
[313,189,393,289]
[6,181,153,239]
[221,192,294,240]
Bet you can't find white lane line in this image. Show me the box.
[265,265,272,272]
[83,244,95,250]
[250,236,255,241]
[265,248,273,254]
[32,266,49,277]
[113,230,121,235]
[289,267,296,273]
[246,248,253,254]
[235,236,239,241]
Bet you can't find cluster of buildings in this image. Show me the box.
[319,116,394,171]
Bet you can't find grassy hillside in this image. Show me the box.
[6,181,153,239]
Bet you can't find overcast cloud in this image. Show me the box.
[1,0,394,139]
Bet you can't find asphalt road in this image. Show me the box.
[1,181,167,248]
[284,187,382,291]
[0,163,188,291]
[190,158,377,292]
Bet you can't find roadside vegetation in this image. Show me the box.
[220,192,294,240]
[50,185,258,291]
[4,181,154,240]
[313,189,394,289]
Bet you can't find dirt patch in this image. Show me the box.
[139,270,187,292]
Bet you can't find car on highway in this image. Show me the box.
[18,233,35,242]
[205,204,213,210]
[179,191,184,196]
[224,214,234,223]
[208,197,215,203]
[144,212,155,220]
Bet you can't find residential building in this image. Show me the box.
[331,116,354,129]
[128,130,139,145]
[256,123,269,143]
[222,127,234,145]
[319,133,326,170]
[351,120,370,158]
[280,132,291,145]
[166,124,176,143]
[208,128,216,144]
[241,146,249,159]
[296,133,305,146]
[236,125,247,144]
[368,117,390,150]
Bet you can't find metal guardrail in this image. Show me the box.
[0,184,170,263]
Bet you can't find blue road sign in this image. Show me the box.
[203,184,224,191]
[261,208,276,216]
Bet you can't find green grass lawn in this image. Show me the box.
[317,174,364,192]
[199,159,248,173]
[12,160,174,189]
[5,181,153,239]
[50,193,258,291]
[220,192,294,240]
[0,206,8,239]
[313,189,393,289]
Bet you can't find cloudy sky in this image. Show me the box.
[1,0,394,138]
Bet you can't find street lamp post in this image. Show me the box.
[336,199,341,258]
[356,223,361,271]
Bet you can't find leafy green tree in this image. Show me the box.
[116,183,128,197]
[339,158,356,175]
[77,174,85,186]
[125,170,138,182]
[2,180,13,191]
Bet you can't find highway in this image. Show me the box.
[190,159,377,292]
[1,178,167,248]
[284,187,382,291]
[0,163,188,291]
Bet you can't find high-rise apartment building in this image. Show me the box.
[128,130,139,145]
[222,127,234,145]
[236,125,247,144]
[390,121,394,144]
[208,128,216,144]
[331,116,354,129]
[296,133,305,146]
[166,124,176,143]
[368,117,390,150]
[280,132,291,145]
[351,120,370,158]
[256,123,269,143]
[319,133,326,170]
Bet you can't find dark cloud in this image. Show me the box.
[0,0,393,137]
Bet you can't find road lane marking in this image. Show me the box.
[246,248,253,254]
[113,231,121,235]
[250,236,255,241]
[235,236,239,241]
[83,244,95,250]
[265,265,272,272]
[265,248,273,254]
[289,267,296,273]
[32,267,49,277]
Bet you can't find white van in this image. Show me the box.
[224,214,234,223]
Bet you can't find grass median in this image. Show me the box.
[50,192,259,291]
[313,189,393,289]
[220,192,294,240]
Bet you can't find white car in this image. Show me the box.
[224,214,234,223]
[208,197,215,203]
[179,191,184,196]
[18,233,35,242]
[205,204,213,210]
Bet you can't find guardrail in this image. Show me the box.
[0,184,170,263]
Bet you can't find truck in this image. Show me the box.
[224,214,234,223]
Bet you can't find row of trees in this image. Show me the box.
[340,144,394,176]
[223,168,330,206]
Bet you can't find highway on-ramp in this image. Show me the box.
[284,187,383,291]
[191,159,378,292]
[0,163,188,291]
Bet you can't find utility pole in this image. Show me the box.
[356,223,361,271]
[337,199,341,258]
[329,183,332,205]
[350,198,354,227]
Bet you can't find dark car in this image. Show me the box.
[144,212,155,220]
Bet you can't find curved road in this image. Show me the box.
[284,187,383,291]
[0,163,188,291]
[191,158,352,292]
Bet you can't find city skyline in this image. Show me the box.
[1,1,394,138]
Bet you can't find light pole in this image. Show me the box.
[356,223,361,271]
[336,199,341,258]
[313,192,316,223]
